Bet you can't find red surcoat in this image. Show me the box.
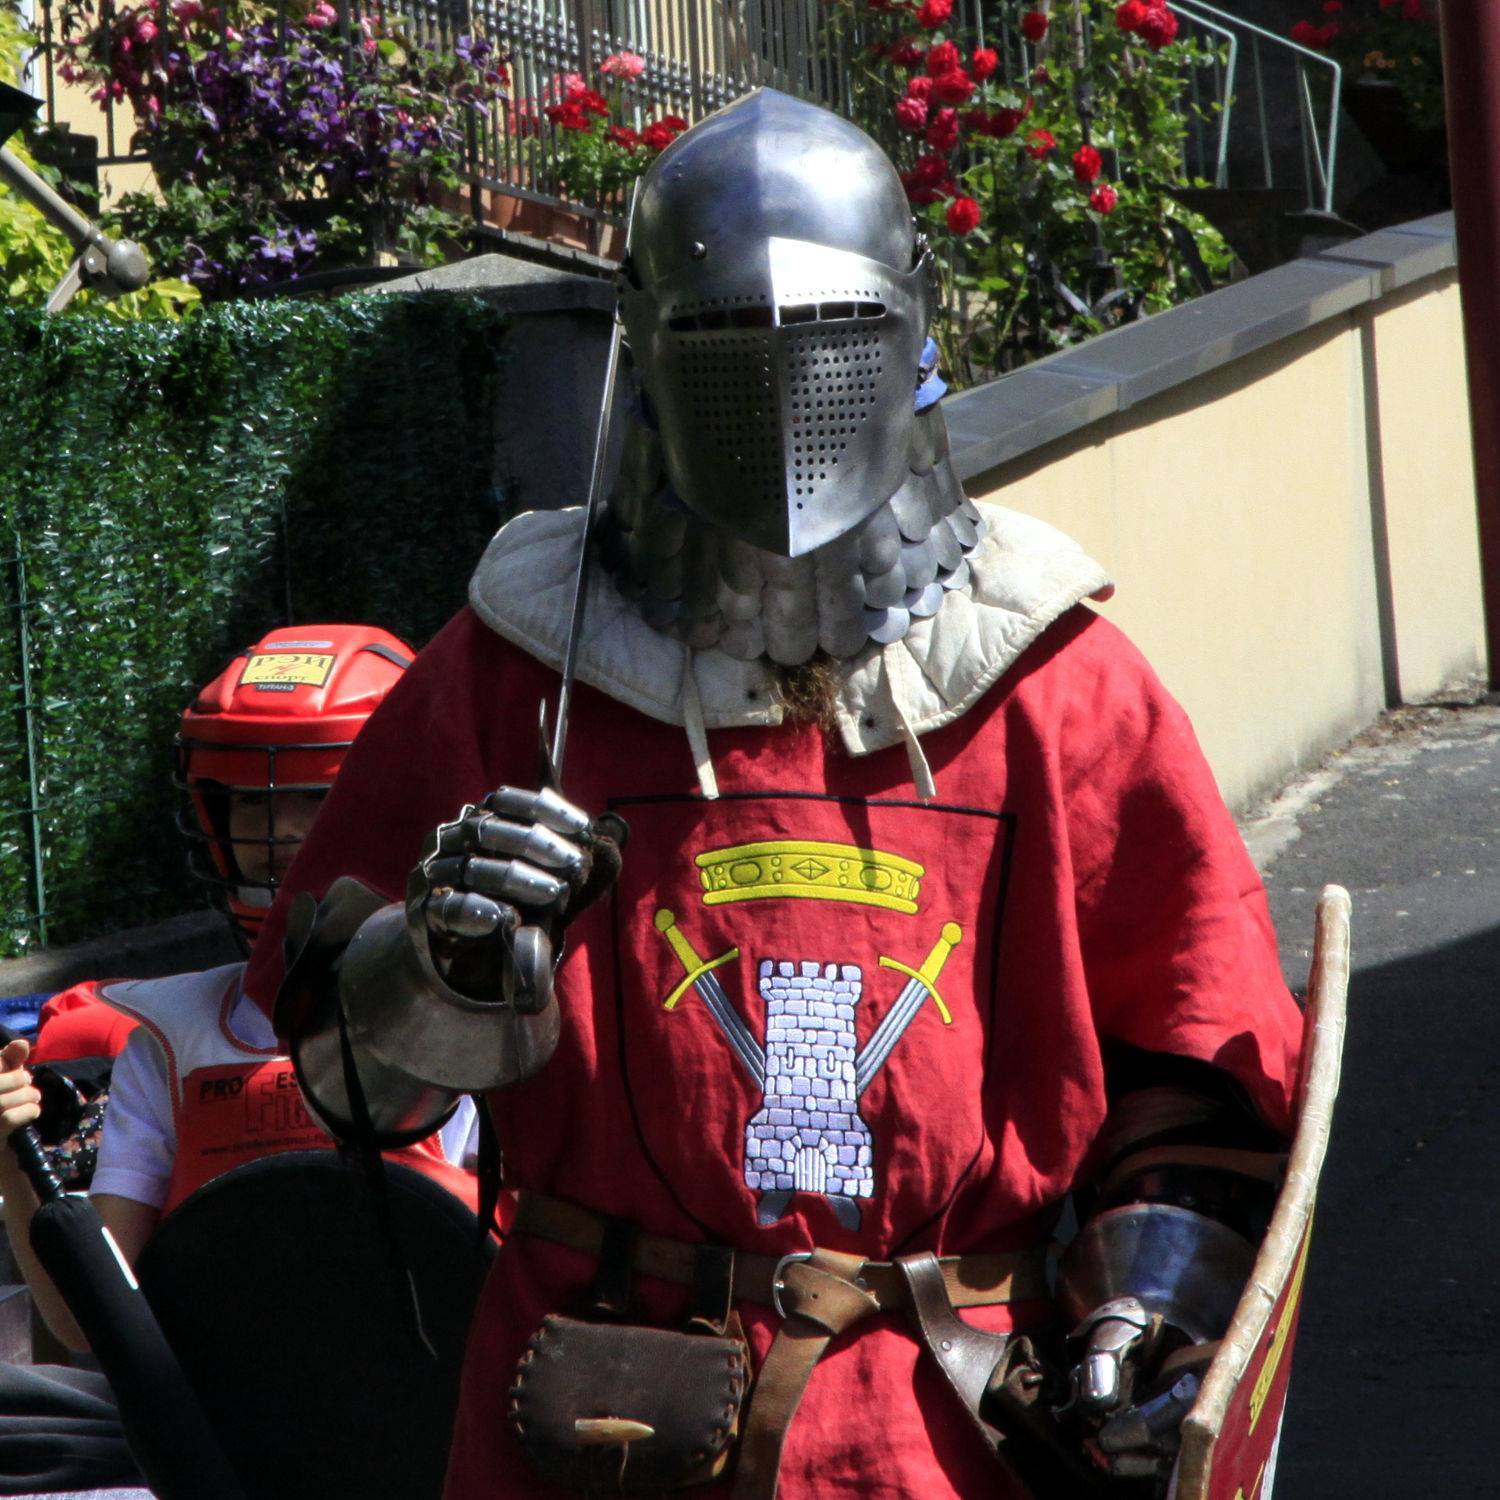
[244,601,1302,1500]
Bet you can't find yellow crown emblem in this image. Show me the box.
[696,840,924,914]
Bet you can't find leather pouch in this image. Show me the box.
[510,1314,749,1491]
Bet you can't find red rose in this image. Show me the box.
[659,115,688,130]
[926,40,961,74]
[1071,142,1103,183]
[988,104,1027,137]
[1024,126,1056,158]
[1322,0,1342,10]
[945,195,982,235]
[1089,183,1119,214]
[1115,0,1148,31]
[1315,20,1339,43]
[931,67,975,103]
[1290,19,1316,43]
[971,47,999,80]
[901,153,955,204]
[895,96,929,131]
[888,37,925,67]
[906,74,935,99]
[1137,6,1179,47]
[925,106,961,151]
[579,88,610,117]
[1032,64,1050,82]
[916,0,953,29]
[1020,9,1049,42]
[607,124,641,148]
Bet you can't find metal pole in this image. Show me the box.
[1440,0,1500,689]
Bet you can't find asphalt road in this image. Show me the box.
[1247,693,1500,1498]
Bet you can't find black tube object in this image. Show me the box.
[9,1129,247,1499]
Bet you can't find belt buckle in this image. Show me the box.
[770,1251,814,1319]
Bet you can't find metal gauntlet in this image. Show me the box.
[1055,1083,1286,1484]
[284,787,621,1145]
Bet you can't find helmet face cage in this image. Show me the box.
[173,735,343,952]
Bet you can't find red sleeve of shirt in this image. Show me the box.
[242,607,530,1022]
[1055,612,1304,1136]
[30,981,139,1062]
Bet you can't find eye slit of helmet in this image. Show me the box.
[730,306,774,328]
[780,303,818,325]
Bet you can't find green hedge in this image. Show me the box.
[0,295,510,958]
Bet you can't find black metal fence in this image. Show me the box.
[28,0,858,243]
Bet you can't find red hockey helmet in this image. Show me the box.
[174,624,413,947]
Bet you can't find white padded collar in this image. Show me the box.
[468,501,1111,759]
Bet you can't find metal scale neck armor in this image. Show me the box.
[599,400,987,666]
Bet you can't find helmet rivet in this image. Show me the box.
[689,241,707,260]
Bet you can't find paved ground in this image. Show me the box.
[1243,688,1500,1499]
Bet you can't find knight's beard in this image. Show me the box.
[773,654,843,730]
[599,402,986,668]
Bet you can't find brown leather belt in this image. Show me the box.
[512,1190,1053,1500]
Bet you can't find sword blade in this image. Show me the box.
[693,970,766,1088]
[854,977,927,1095]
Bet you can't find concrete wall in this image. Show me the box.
[949,214,1484,812]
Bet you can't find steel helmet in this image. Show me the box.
[620,88,938,559]
[175,624,412,947]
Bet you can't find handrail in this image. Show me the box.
[1174,0,1343,212]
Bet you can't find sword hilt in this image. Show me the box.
[878,921,962,1024]
[654,908,739,1011]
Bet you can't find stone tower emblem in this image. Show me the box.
[655,871,960,1228]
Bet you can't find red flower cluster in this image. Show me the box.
[1020,10,1049,42]
[900,152,955,204]
[964,98,1032,138]
[946,195,982,234]
[972,47,999,81]
[917,0,953,29]
[1115,0,1179,49]
[1378,0,1428,16]
[546,74,611,131]
[641,114,688,150]
[1089,183,1119,215]
[926,106,961,150]
[926,40,961,73]
[1071,142,1103,183]
[888,37,926,67]
[1290,18,1340,47]
[607,124,641,148]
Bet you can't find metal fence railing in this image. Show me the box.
[28,0,851,245]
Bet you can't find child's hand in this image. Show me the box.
[0,1038,41,1139]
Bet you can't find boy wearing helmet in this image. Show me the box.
[0,625,480,1352]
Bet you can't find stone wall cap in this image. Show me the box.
[947,214,1455,483]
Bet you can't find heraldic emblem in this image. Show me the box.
[654,840,962,1229]
[608,792,1012,1244]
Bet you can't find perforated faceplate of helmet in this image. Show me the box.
[622,89,937,558]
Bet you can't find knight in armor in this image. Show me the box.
[247,91,1304,1498]
[0,625,480,1353]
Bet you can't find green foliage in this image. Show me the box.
[825,0,1237,381]
[0,294,509,955]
